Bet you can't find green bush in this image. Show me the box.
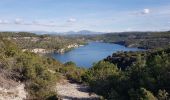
[0,39,61,99]
[59,61,86,82]
[83,49,170,100]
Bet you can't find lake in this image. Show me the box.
[51,42,143,68]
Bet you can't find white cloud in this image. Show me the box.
[32,20,41,25]
[0,19,10,24]
[142,9,150,14]
[67,18,77,22]
[0,19,57,27]
[31,20,56,27]
[125,27,133,31]
[132,8,151,15]
[14,18,23,24]
[14,19,56,27]
[0,18,79,29]
[0,20,3,24]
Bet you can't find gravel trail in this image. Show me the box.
[56,79,100,100]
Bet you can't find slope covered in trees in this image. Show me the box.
[82,48,170,100]
[0,32,87,53]
[83,31,170,49]
[0,36,86,99]
[1,31,170,99]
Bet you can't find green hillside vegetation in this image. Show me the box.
[60,61,86,82]
[0,32,38,37]
[85,31,170,49]
[1,31,170,99]
[104,51,147,70]
[0,32,86,53]
[0,38,59,99]
[82,48,170,100]
[0,37,86,99]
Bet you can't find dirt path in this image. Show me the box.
[0,84,27,100]
[56,79,100,100]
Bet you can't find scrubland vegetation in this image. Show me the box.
[0,32,86,53]
[85,31,170,49]
[0,31,170,100]
[83,48,170,99]
[0,35,85,99]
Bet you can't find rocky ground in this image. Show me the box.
[0,69,27,100]
[56,79,100,100]
[0,84,27,100]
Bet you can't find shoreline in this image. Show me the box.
[94,40,148,50]
[102,41,149,50]
[22,43,86,55]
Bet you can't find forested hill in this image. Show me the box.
[84,31,170,49]
[78,31,170,100]
[0,31,170,99]
[0,32,87,54]
[2,31,170,50]
[0,37,86,99]
[0,32,38,37]
[83,47,170,100]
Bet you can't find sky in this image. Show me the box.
[0,0,170,32]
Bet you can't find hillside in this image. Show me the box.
[0,37,87,99]
[85,31,170,49]
[82,48,170,100]
[0,32,87,54]
[0,31,170,100]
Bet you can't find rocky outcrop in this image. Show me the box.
[0,69,27,100]
[22,44,85,54]
[22,48,52,54]
[0,84,27,100]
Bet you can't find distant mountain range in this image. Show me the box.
[31,30,104,35]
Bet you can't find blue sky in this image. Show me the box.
[0,0,170,32]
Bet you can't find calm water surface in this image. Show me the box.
[52,42,143,68]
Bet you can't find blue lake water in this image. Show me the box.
[52,42,143,68]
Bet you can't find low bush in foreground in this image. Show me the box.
[0,38,61,99]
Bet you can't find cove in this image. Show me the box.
[51,42,143,68]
